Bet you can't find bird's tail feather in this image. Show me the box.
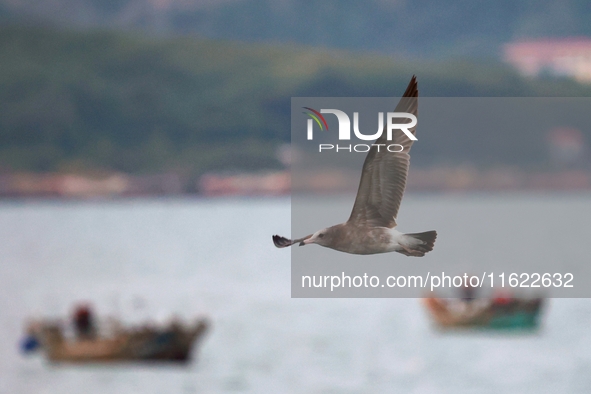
[402,230,437,256]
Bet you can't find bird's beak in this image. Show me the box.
[299,236,313,246]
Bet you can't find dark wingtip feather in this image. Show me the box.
[402,75,418,98]
[272,235,293,248]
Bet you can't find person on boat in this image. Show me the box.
[73,304,96,340]
[492,291,513,305]
[460,281,476,302]
[490,291,516,313]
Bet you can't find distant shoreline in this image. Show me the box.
[1,168,591,199]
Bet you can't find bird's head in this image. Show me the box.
[300,226,338,247]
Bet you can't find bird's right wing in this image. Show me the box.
[272,234,312,248]
[347,76,419,228]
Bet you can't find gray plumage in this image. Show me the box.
[273,76,437,256]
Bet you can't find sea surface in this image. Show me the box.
[1,195,591,394]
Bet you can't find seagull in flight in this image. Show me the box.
[272,76,436,256]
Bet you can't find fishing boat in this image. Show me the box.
[23,318,210,363]
[423,296,544,330]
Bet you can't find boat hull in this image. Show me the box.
[423,297,543,331]
[35,320,209,364]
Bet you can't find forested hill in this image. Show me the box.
[1,25,591,175]
[3,0,591,58]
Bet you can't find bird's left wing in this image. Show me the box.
[272,234,312,248]
[347,76,419,228]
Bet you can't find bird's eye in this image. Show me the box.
[318,233,324,238]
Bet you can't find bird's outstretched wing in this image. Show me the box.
[347,76,419,228]
[272,234,312,248]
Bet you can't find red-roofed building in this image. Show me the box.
[504,38,591,82]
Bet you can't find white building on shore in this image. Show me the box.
[504,38,591,83]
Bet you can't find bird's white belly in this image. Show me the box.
[334,227,406,255]
[371,227,418,254]
[382,228,407,252]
